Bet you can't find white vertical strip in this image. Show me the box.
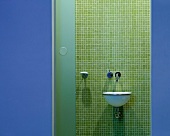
[52,0,55,136]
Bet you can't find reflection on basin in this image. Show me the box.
[103,92,131,107]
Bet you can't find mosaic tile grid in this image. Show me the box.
[76,0,150,136]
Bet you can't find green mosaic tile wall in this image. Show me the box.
[76,0,150,136]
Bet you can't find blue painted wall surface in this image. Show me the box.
[0,1,52,136]
[152,0,170,135]
[1,0,170,136]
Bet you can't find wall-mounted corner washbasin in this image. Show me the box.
[103,92,131,107]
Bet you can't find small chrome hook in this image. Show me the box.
[80,72,88,79]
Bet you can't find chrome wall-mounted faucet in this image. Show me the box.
[115,72,121,82]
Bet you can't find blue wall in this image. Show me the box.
[152,0,170,135]
[0,0,170,136]
[0,1,52,136]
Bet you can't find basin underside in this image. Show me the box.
[103,92,131,107]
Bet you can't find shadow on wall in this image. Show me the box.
[82,83,92,108]
[113,106,125,136]
[76,79,92,108]
[102,79,115,93]
[93,105,113,136]
[93,105,125,136]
